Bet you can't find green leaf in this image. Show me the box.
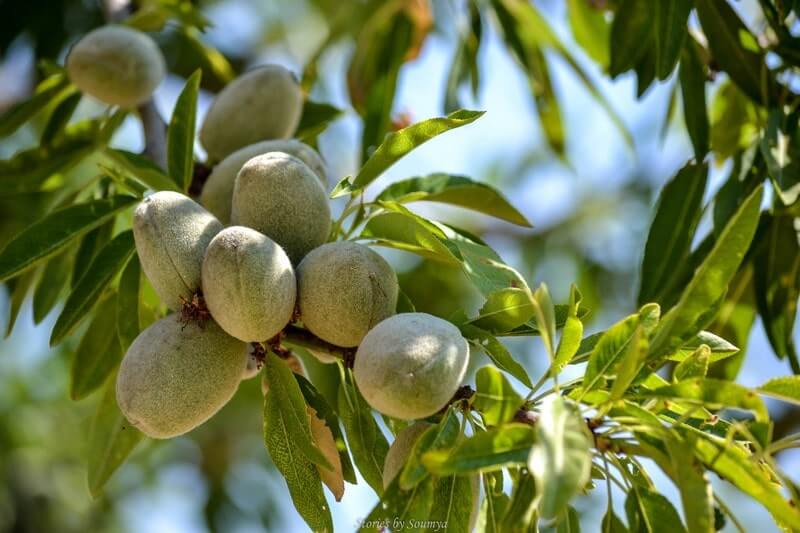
[294,374,357,484]
[760,112,800,206]
[104,149,178,192]
[32,249,74,324]
[263,355,332,532]
[684,427,800,530]
[263,353,332,470]
[668,331,739,363]
[529,396,592,519]
[665,433,714,533]
[41,91,82,145]
[428,475,475,533]
[609,326,650,401]
[72,222,113,289]
[87,372,144,497]
[0,196,137,282]
[753,213,800,369]
[553,284,584,374]
[117,255,141,352]
[567,0,610,67]
[70,294,123,400]
[50,230,136,346]
[610,0,654,77]
[654,0,692,79]
[695,0,776,105]
[557,506,581,533]
[375,173,531,227]
[532,283,557,360]
[5,270,36,337]
[583,312,640,393]
[338,369,389,495]
[361,208,460,264]
[673,345,710,381]
[296,100,343,143]
[423,424,535,475]
[351,110,484,191]
[460,324,533,388]
[471,287,536,333]
[625,487,687,533]
[167,70,201,192]
[602,510,629,533]
[0,72,70,137]
[500,472,538,531]
[359,476,434,532]
[399,408,461,490]
[650,185,763,357]
[757,376,800,406]
[641,378,768,422]
[638,162,708,306]
[480,472,511,533]
[679,38,710,160]
[474,366,525,426]
[709,82,761,160]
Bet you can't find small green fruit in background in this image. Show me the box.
[202,226,296,342]
[116,315,248,439]
[133,191,223,311]
[200,140,327,224]
[66,25,165,107]
[297,242,398,348]
[354,313,469,420]
[200,65,303,162]
[231,152,331,264]
[382,421,432,489]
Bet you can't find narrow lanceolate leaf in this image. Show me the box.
[557,507,581,533]
[359,476,434,532]
[351,110,484,191]
[460,324,533,388]
[501,473,538,531]
[625,488,687,533]
[5,270,36,337]
[664,433,714,533]
[0,72,70,137]
[104,149,179,192]
[423,424,535,475]
[654,0,692,79]
[32,249,74,324]
[428,475,474,533]
[167,70,201,192]
[695,0,777,105]
[0,196,137,282]
[679,38,710,160]
[610,0,654,77]
[41,91,82,145]
[361,209,460,265]
[263,356,333,533]
[673,345,710,381]
[567,0,610,67]
[375,174,531,227]
[754,214,800,370]
[638,163,708,306]
[602,511,628,533]
[760,112,800,206]
[552,284,584,374]
[669,331,738,363]
[583,313,640,393]
[609,326,649,401]
[296,100,343,143]
[263,354,332,470]
[473,366,525,426]
[71,294,123,400]
[87,372,144,497]
[116,256,141,352]
[471,287,536,333]
[757,376,800,406]
[683,427,800,530]
[399,408,460,490]
[650,185,763,357]
[529,396,592,520]
[532,283,557,360]
[338,371,389,494]
[640,378,768,422]
[51,231,136,346]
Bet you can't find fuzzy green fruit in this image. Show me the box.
[66,25,165,107]
[297,242,398,347]
[116,315,248,439]
[133,191,223,311]
[354,313,469,420]
[231,152,331,264]
[202,226,296,342]
[200,65,303,161]
[200,140,326,224]
[382,421,432,489]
